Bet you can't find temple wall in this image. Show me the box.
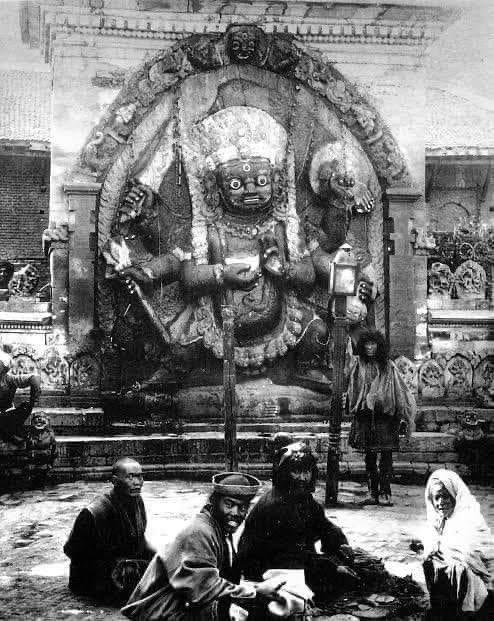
[43,1,446,366]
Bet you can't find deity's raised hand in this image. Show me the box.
[119,180,155,223]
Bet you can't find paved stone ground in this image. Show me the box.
[0,478,492,620]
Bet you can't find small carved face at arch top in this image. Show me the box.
[228,27,259,63]
[217,158,273,214]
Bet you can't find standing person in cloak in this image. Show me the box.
[0,350,41,446]
[122,472,287,621]
[347,329,416,506]
[237,439,356,606]
[64,457,156,604]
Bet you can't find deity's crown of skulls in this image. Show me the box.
[193,106,288,172]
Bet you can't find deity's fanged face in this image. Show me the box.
[228,30,257,63]
[216,157,273,215]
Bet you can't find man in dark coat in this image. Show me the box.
[122,472,286,620]
[238,440,356,602]
[64,457,155,603]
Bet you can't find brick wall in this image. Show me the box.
[0,154,50,261]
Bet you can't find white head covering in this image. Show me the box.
[425,468,485,528]
[423,468,493,610]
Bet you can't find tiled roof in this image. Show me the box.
[1,70,492,156]
[0,70,51,144]
[426,86,494,156]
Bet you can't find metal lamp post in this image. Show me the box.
[325,253,358,506]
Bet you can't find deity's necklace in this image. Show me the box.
[217,213,277,240]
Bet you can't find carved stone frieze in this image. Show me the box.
[44,3,454,51]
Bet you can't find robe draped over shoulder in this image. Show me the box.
[121,508,245,621]
[64,490,151,599]
[347,358,416,451]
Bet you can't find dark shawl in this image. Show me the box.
[237,488,348,581]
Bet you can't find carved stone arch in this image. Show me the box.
[433,201,471,232]
[74,25,413,338]
[78,27,412,187]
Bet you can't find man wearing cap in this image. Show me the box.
[0,350,41,446]
[122,472,286,620]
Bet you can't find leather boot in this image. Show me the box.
[360,471,380,505]
[379,470,393,506]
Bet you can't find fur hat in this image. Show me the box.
[272,440,318,493]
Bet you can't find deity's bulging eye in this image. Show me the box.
[257,175,268,187]
[229,178,242,190]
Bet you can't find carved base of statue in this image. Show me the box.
[114,378,332,423]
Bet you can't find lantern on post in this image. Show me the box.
[325,244,358,506]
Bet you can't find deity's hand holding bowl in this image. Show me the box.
[223,263,261,291]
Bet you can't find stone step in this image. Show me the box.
[27,407,106,433]
[416,406,494,433]
[2,429,492,483]
[2,430,482,479]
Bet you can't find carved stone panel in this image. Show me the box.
[418,358,445,399]
[454,260,486,300]
[473,357,494,407]
[394,355,418,395]
[70,355,100,391]
[445,354,473,399]
[428,262,452,299]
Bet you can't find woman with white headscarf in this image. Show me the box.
[414,469,493,620]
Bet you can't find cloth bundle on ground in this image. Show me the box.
[421,469,493,616]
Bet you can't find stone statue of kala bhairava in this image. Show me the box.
[96,25,391,406]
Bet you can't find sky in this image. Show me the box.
[0,0,492,102]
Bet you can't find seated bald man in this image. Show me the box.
[64,458,155,603]
[122,472,286,620]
